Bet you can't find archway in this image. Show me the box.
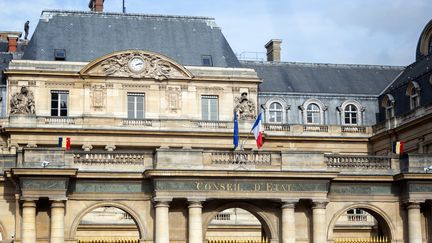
[75,206,140,243]
[328,205,394,243]
[205,207,269,243]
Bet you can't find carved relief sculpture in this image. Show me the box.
[166,86,182,112]
[234,92,256,120]
[91,85,106,110]
[10,86,35,115]
[99,52,180,80]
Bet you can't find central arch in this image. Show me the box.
[327,204,396,242]
[203,202,277,242]
[69,202,147,241]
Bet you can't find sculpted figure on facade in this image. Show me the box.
[10,86,35,115]
[234,92,256,120]
[98,52,180,80]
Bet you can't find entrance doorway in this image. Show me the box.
[76,206,139,243]
[332,208,390,243]
[206,208,267,243]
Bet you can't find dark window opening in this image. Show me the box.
[202,55,213,67]
[54,49,66,60]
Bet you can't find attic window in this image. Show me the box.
[202,55,213,67]
[54,49,66,60]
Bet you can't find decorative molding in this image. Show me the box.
[80,50,193,80]
[330,183,395,195]
[45,82,75,87]
[71,181,151,193]
[20,178,68,190]
[166,86,182,113]
[90,84,106,110]
[122,84,150,89]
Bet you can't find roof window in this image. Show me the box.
[54,49,66,60]
[202,55,213,67]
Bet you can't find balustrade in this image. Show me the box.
[122,119,152,126]
[194,121,231,129]
[207,239,268,243]
[341,126,366,133]
[347,214,368,222]
[325,154,391,170]
[73,152,147,165]
[303,125,328,132]
[264,124,291,131]
[78,239,139,243]
[43,116,75,125]
[334,236,389,243]
[211,151,271,165]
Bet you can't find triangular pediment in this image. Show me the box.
[80,50,193,80]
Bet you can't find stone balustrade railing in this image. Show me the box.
[211,151,272,166]
[341,126,366,133]
[6,116,373,137]
[347,214,368,222]
[303,125,328,132]
[73,152,147,165]
[325,154,391,170]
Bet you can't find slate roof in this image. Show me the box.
[23,10,241,67]
[382,55,432,93]
[0,53,13,85]
[241,61,404,95]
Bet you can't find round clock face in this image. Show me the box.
[128,57,145,73]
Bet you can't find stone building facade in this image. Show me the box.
[0,1,432,243]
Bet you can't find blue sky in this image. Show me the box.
[0,0,431,66]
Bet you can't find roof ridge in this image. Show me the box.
[41,9,215,21]
[240,60,405,69]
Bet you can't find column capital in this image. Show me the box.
[281,200,297,209]
[312,200,328,209]
[153,198,171,208]
[407,202,421,210]
[22,200,36,208]
[188,200,203,209]
[51,200,65,208]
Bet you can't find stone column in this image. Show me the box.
[281,202,296,243]
[22,200,36,243]
[188,200,203,243]
[312,201,327,243]
[407,202,422,243]
[50,200,65,243]
[155,200,170,243]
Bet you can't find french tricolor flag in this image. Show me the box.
[251,113,263,149]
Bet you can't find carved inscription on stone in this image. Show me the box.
[94,52,187,80]
[154,179,328,192]
[330,183,395,195]
[234,92,256,120]
[72,181,151,193]
[10,86,35,115]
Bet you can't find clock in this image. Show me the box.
[128,57,145,73]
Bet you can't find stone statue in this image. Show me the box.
[24,21,30,40]
[234,92,256,120]
[10,86,35,115]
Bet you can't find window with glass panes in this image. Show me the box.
[385,99,394,120]
[201,95,218,120]
[127,93,145,119]
[269,102,283,123]
[344,104,358,125]
[306,103,320,124]
[409,86,420,110]
[51,91,68,116]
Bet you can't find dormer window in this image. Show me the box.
[268,102,283,123]
[306,103,320,124]
[344,104,358,125]
[202,55,213,67]
[406,81,421,110]
[429,38,432,55]
[381,94,395,120]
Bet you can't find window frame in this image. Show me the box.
[306,103,320,124]
[268,102,283,123]
[127,93,145,119]
[201,95,219,121]
[50,90,69,117]
[406,82,421,110]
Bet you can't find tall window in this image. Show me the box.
[127,93,145,119]
[385,99,394,120]
[409,86,420,110]
[268,102,283,123]
[202,95,218,120]
[306,103,320,124]
[344,104,358,125]
[51,90,68,116]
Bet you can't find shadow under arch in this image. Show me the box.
[0,221,7,241]
[69,201,147,240]
[327,203,396,242]
[203,201,277,241]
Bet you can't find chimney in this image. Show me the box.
[7,34,20,53]
[265,39,282,62]
[89,0,104,12]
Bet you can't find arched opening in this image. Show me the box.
[331,207,392,243]
[206,207,268,243]
[76,206,140,243]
